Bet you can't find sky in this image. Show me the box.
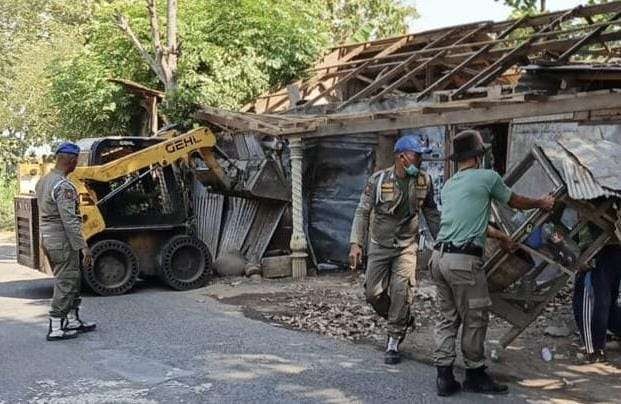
[408,0,588,32]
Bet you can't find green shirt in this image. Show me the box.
[437,169,512,248]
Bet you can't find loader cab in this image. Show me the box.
[76,137,188,228]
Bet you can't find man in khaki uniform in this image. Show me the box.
[349,133,440,365]
[36,142,96,341]
[431,130,555,396]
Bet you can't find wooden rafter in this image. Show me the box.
[336,27,461,110]
[248,1,621,113]
[450,6,583,99]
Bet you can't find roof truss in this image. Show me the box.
[248,1,621,113]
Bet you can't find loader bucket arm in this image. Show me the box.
[70,127,219,239]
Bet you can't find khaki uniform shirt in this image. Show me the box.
[350,166,440,249]
[35,168,87,251]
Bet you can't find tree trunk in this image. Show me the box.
[540,0,546,12]
[166,0,178,91]
[115,0,178,93]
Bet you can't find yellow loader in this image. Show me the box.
[15,127,255,295]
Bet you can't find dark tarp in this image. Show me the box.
[302,135,376,270]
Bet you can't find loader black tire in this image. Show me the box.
[158,235,211,291]
[84,239,139,296]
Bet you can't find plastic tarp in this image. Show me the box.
[302,135,376,270]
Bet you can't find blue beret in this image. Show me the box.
[394,134,431,155]
[55,142,80,156]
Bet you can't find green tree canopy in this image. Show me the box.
[1,0,417,146]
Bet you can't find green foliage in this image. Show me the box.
[497,0,541,13]
[0,179,16,230]
[2,0,416,149]
[325,0,418,44]
[49,0,332,134]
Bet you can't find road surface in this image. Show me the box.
[0,237,540,403]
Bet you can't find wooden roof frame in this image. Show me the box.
[245,1,621,114]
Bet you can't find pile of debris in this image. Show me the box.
[262,286,386,341]
[255,276,445,341]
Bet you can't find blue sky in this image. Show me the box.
[408,0,588,32]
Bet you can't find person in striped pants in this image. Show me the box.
[573,244,621,362]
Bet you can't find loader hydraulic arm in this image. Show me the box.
[72,127,221,183]
[70,127,227,239]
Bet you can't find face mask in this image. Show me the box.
[405,164,419,177]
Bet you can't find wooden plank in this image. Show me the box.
[489,294,533,327]
[303,91,621,138]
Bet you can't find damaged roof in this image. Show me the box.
[246,1,621,114]
[538,134,621,200]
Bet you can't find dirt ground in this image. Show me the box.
[196,270,621,403]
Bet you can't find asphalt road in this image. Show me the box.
[0,246,538,403]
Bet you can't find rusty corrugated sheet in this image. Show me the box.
[557,134,621,192]
[241,202,286,264]
[538,140,621,200]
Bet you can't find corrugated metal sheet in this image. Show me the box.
[193,182,225,255]
[217,197,258,258]
[538,140,621,200]
[242,202,286,264]
[557,134,621,192]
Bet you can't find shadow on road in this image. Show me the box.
[0,278,53,300]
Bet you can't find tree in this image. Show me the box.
[325,0,418,44]
[497,0,546,13]
[0,0,98,172]
[114,0,179,92]
[3,0,417,143]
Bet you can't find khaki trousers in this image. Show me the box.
[44,244,81,318]
[365,242,416,339]
[430,249,491,369]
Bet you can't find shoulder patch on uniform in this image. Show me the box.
[63,188,76,200]
[54,180,77,201]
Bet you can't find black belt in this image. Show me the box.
[435,242,483,257]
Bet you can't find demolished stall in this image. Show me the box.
[196,2,621,345]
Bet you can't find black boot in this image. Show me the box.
[436,366,461,397]
[463,366,508,395]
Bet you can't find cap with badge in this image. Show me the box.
[394,132,431,155]
[55,142,80,156]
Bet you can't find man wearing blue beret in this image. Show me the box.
[349,133,440,365]
[35,142,96,341]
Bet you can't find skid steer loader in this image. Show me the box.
[14,127,290,295]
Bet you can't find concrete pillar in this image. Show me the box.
[288,135,308,279]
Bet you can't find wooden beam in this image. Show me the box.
[303,91,621,138]
[371,51,449,101]
[301,37,412,110]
